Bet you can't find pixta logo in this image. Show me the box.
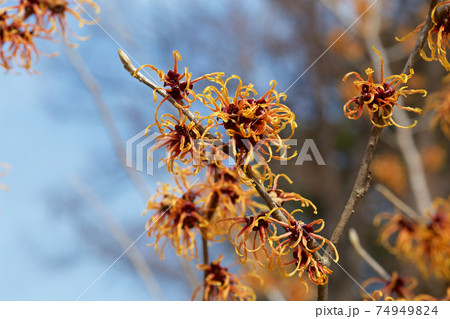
[126,128,325,176]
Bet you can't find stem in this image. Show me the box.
[374,184,425,223]
[348,228,390,281]
[201,170,219,300]
[317,0,438,301]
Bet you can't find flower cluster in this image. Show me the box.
[397,1,450,71]
[201,76,297,181]
[199,164,263,222]
[143,166,264,260]
[375,196,450,279]
[1,0,99,70]
[223,207,338,291]
[135,51,300,184]
[343,47,426,128]
[192,255,256,301]
[135,50,331,300]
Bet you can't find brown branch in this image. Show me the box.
[317,0,438,301]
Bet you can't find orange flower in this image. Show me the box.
[201,75,297,181]
[200,164,263,222]
[375,197,450,279]
[397,1,450,70]
[415,197,450,279]
[143,176,208,260]
[415,288,450,301]
[146,114,204,174]
[269,208,338,289]
[1,0,99,70]
[371,155,407,196]
[192,255,256,301]
[374,212,418,256]
[134,50,223,118]
[220,209,280,267]
[343,47,426,128]
[0,13,39,70]
[362,272,417,300]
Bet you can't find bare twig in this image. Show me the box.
[374,184,425,223]
[349,228,390,281]
[70,174,164,300]
[201,170,219,300]
[318,0,438,301]
[328,125,383,249]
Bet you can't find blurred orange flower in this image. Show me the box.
[397,1,450,70]
[375,196,450,279]
[362,271,417,300]
[1,0,99,70]
[420,144,447,173]
[143,175,209,260]
[371,154,407,196]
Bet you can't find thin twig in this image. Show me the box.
[374,184,425,223]
[329,125,383,251]
[70,174,165,300]
[317,0,437,301]
[348,228,390,281]
[201,170,219,300]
